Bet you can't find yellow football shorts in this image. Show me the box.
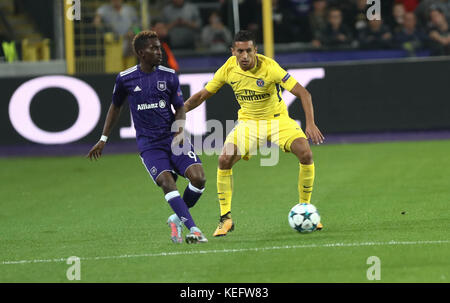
[224,114,307,160]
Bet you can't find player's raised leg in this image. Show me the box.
[289,137,322,230]
[214,142,241,237]
[156,172,207,243]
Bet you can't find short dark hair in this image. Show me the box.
[233,30,256,46]
[327,6,342,18]
[328,6,342,14]
[150,18,164,27]
[429,6,444,15]
[132,30,159,55]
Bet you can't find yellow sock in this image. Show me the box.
[217,168,233,216]
[299,162,315,204]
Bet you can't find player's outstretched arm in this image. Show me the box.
[184,88,214,113]
[290,82,324,145]
[87,103,123,161]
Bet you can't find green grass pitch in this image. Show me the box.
[1,140,449,282]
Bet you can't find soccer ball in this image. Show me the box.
[288,203,321,233]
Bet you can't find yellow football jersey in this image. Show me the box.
[205,54,298,120]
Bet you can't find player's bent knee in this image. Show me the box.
[291,138,313,164]
[218,154,235,169]
[299,149,313,164]
[190,174,206,189]
[185,165,206,189]
[219,143,239,169]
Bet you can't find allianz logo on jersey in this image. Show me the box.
[137,100,166,111]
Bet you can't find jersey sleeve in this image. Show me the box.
[112,74,128,107]
[270,61,297,91]
[204,62,228,94]
[170,74,184,109]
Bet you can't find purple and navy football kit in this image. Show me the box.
[112,64,201,183]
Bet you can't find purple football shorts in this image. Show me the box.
[140,142,202,184]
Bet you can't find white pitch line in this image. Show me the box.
[1,240,449,265]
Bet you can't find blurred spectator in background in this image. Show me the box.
[309,0,328,44]
[358,16,393,49]
[152,21,179,72]
[271,0,298,43]
[218,0,258,36]
[94,0,139,57]
[387,2,406,34]
[346,0,370,36]
[394,12,427,54]
[416,0,450,26]
[201,11,232,51]
[238,0,263,42]
[315,7,353,48]
[427,8,450,55]
[395,0,419,12]
[232,0,298,44]
[286,0,313,42]
[287,0,313,17]
[162,0,201,50]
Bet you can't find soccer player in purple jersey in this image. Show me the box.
[87,31,207,244]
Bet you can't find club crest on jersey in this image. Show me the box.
[157,81,166,91]
[159,100,166,108]
[256,79,265,87]
[150,166,157,175]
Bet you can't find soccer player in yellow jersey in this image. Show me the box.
[184,30,325,236]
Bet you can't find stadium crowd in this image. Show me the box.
[153,0,450,56]
[1,0,449,63]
